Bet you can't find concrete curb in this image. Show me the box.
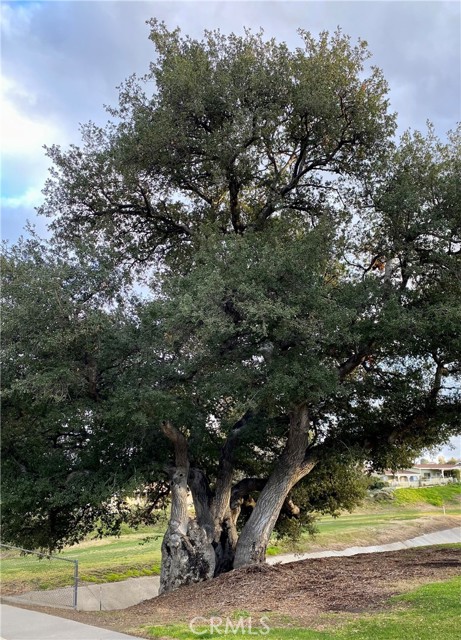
[2,576,160,612]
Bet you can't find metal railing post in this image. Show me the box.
[73,559,79,609]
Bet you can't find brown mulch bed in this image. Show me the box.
[136,546,461,622]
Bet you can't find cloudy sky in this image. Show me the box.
[1,0,460,457]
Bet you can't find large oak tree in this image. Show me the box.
[2,24,460,592]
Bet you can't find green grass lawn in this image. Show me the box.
[65,524,164,583]
[267,484,461,555]
[0,523,165,592]
[394,483,461,506]
[144,576,461,639]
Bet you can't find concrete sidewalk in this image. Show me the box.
[266,526,461,564]
[3,576,160,612]
[0,604,140,640]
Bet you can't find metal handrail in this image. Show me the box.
[0,543,79,609]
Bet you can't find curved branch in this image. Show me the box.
[230,477,267,509]
[211,410,254,523]
[338,341,375,382]
[161,420,188,468]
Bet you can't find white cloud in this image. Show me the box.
[0,74,62,225]
[1,185,44,210]
[423,436,461,462]
[0,1,38,38]
[1,75,59,158]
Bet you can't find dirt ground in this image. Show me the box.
[8,545,460,638]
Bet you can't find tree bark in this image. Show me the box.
[233,405,317,568]
[209,410,253,574]
[159,408,318,591]
[189,467,237,575]
[159,422,215,594]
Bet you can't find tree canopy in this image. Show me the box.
[1,238,174,549]
[1,23,460,590]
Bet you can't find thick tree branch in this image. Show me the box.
[188,468,214,533]
[429,359,445,401]
[228,174,244,234]
[338,342,375,382]
[161,421,190,535]
[161,420,189,468]
[234,405,315,568]
[211,410,254,526]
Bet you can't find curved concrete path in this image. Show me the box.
[266,526,461,565]
[0,604,139,640]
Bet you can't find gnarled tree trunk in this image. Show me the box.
[234,404,316,568]
[159,408,317,593]
[159,422,215,594]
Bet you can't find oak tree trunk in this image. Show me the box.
[160,517,216,594]
[159,422,215,594]
[234,404,316,568]
[159,408,317,592]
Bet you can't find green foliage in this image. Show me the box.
[40,24,395,266]
[1,238,170,551]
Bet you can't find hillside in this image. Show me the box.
[394,484,461,506]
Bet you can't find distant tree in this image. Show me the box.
[2,24,460,592]
[438,455,446,464]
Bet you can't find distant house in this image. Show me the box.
[380,462,461,486]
